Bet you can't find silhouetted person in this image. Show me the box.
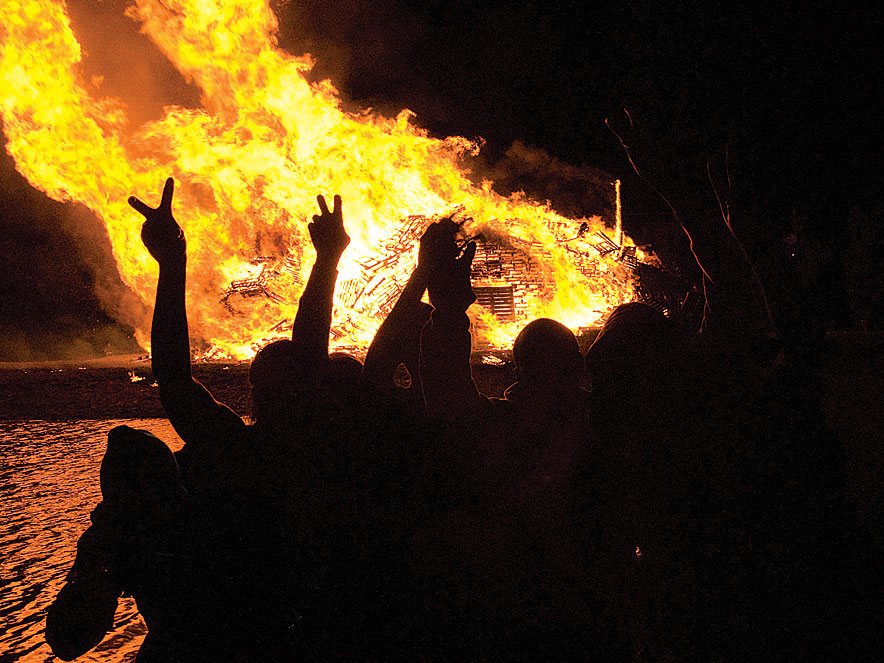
[127,179,350,659]
[418,222,590,492]
[577,302,703,660]
[361,227,434,406]
[46,426,202,661]
[415,220,614,658]
[305,223,475,659]
[583,295,861,659]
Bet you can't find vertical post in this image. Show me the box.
[614,178,623,247]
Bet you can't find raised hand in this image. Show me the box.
[129,178,185,266]
[309,194,350,263]
[418,217,462,275]
[423,218,476,312]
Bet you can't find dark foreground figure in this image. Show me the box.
[47,179,877,661]
[46,425,205,661]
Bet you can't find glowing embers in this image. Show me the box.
[221,256,302,309]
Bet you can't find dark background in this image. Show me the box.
[2,0,882,360]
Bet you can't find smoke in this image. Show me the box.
[61,205,154,350]
[0,0,196,361]
[0,322,142,363]
[466,141,615,224]
[0,133,146,361]
[272,0,426,114]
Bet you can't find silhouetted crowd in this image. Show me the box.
[45,181,877,661]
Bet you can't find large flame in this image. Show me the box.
[0,0,637,358]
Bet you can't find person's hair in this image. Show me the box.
[249,339,304,387]
[512,318,582,383]
[328,352,363,388]
[584,302,685,394]
[250,339,336,422]
[101,426,185,508]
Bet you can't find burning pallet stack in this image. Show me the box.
[216,207,701,357]
[331,214,428,347]
[470,236,547,324]
[220,256,302,310]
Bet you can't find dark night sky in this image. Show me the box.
[1,0,881,360]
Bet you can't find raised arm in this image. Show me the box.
[418,220,486,419]
[290,194,350,367]
[129,178,244,442]
[362,230,433,398]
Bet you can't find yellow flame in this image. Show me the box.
[1,0,637,358]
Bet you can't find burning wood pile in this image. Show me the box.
[341,215,428,322]
[214,208,701,357]
[220,256,303,309]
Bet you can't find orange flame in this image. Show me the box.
[0,0,637,359]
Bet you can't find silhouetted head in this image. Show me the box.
[512,318,582,391]
[585,302,685,399]
[249,339,324,423]
[101,425,186,514]
[328,352,362,386]
[327,352,363,405]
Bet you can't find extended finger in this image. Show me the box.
[316,195,330,217]
[332,194,342,217]
[128,196,152,217]
[160,177,174,210]
[459,240,477,264]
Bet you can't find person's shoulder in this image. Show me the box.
[175,422,254,474]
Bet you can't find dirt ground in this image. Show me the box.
[0,357,254,420]
[0,353,517,421]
